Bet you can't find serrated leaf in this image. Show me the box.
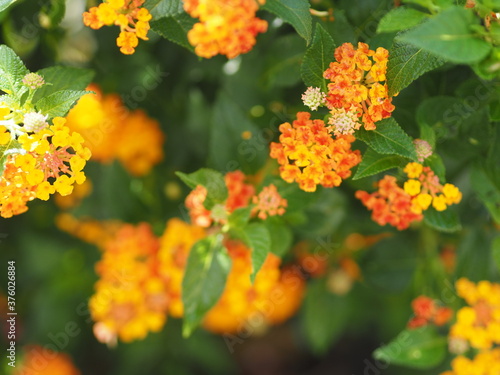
[144,0,183,19]
[492,236,500,272]
[35,90,87,118]
[150,14,195,51]
[34,66,94,102]
[424,207,462,233]
[176,168,228,210]
[354,148,408,180]
[0,44,28,96]
[377,7,428,33]
[262,0,312,44]
[263,217,293,258]
[301,23,335,91]
[387,41,445,96]
[241,223,271,282]
[397,7,491,64]
[374,327,447,369]
[356,118,417,160]
[302,279,351,355]
[0,0,18,13]
[182,235,231,337]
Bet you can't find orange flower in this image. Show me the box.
[251,184,287,220]
[65,84,164,176]
[184,170,255,227]
[355,175,423,230]
[407,295,452,329]
[14,346,80,375]
[89,223,167,344]
[183,0,267,59]
[323,42,395,130]
[412,295,435,320]
[82,0,152,54]
[270,112,361,192]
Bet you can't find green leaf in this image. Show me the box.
[387,41,445,96]
[262,0,312,44]
[263,217,293,258]
[0,44,28,96]
[374,327,447,369]
[424,207,462,233]
[144,0,183,19]
[35,90,88,118]
[227,206,253,229]
[471,163,500,224]
[241,223,271,282]
[362,236,417,292]
[34,66,94,102]
[424,154,446,182]
[182,235,231,337]
[302,279,351,355]
[377,7,428,33]
[356,118,418,160]
[301,23,336,91]
[353,148,408,180]
[0,0,18,13]
[263,34,303,88]
[176,168,228,210]
[492,236,500,272]
[150,13,196,51]
[397,7,491,64]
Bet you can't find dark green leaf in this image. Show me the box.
[263,217,293,258]
[263,34,303,88]
[377,7,428,33]
[34,66,94,102]
[182,235,231,337]
[262,0,312,44]
[356,118,418,160]
[150,13,196,51]
[424,154,445,182]
[374,327,447,369]
[144,0,183,19]
[302,279,351,355]
[387,41,445,96]
[353,148,408,180]
[241,223,271,282]
[471,163,500,224]
[35,90,88,118]
[397,7,491,64]
[424,207,462,233]
[301,23,335,91]
[0,44,28,96]
[176,168,228,210]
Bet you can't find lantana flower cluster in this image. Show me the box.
[355,162,462,230]
[83,0,152,55]
[440,279,500,375]
[407,295,453,329]
[270,112,361,192]
[185,170,287,227]
[183,0,268,59]
[0,104,91,218]
[65,84,164,176]
[86,217,304,344]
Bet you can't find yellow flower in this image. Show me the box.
[404,162,423,179]
[432,195,447,211]
[403,179,421,196]
[0,126,10,144]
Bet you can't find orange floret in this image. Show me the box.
[14,346,80,375]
